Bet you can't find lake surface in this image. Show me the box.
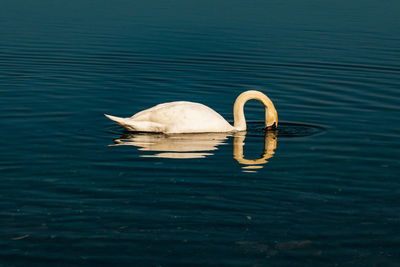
[1,0,400,266]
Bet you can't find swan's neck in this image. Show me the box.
[233,90,278,131]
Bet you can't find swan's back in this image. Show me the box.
[131,101,233,133]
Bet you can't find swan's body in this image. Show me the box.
[105,90,278,133]
[106,102,233,133]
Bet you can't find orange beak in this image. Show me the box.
[266,122,277,131]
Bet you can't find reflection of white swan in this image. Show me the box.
[233,131,277,172]
[105,90,278,133]
[112,133,231,158]
[110,131,278,170]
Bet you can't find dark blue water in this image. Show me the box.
[1,0,400,265]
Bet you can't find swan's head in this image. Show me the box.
[266,104,278,130]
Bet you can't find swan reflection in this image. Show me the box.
[112,133,230,159]
[233,131,277,172]
[111,131,278,171]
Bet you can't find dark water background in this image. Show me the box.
[1,0,400,266]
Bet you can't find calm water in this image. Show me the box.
[1,0,400,266]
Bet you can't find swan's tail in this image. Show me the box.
[104,114,127,126]
[105,114,166,132]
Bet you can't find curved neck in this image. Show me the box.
[233,90,278,131]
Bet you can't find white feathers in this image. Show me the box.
[105,90,278,133]
[105,101,233,133]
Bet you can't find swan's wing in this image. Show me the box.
[130,101,189,121]
[130,102,233,133]
[123,120,167,132]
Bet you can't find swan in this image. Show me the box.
[105,90,278,133]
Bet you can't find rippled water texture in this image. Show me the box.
[1,0,400,266]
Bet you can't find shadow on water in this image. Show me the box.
[108,121,324,172]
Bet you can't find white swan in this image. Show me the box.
[105,90,278,133]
